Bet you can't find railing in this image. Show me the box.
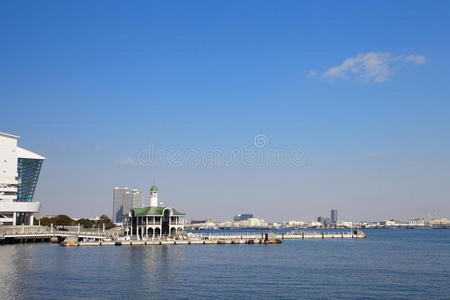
[285,230,352,236]
[0,225,50,235]
[191,232,264,240]
[0,225,109,237]
[189,230,361,240]
[134,221,183,225]
[136,222,161,225]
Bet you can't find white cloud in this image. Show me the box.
[310,52,427,83]
[116,157,134,166]
[404,55,428,65]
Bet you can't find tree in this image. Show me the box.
[77,218,95,228]
[39,217,54,226]
[96,215,116,230]
[53,215,75,226]
[38,215,75,227]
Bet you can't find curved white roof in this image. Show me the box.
[0,132,20,139]
[17,147,45,160]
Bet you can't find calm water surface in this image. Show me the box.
[1,229,449,299]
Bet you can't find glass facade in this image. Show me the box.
[17,158,43,202]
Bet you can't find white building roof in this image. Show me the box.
[17,147,45,160]
[0,132,20,139]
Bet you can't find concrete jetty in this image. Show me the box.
[65,238,280,247]
[64,230,366,247]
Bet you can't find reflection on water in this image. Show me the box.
[0,230,450,299]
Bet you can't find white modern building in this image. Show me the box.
[233,217,267,228]
[0,132,45,225]
[113,187,143,223]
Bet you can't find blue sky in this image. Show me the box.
[1,1,450,221]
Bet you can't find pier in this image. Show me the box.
[0,225,366,246]
[62,230,366,246]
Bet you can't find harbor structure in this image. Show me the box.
[112,187,143,223]
[123,185,186,239]
[0,132,44,226]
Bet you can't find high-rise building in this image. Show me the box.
[132,189,143,209]
[0,132,45,225]
[233,213,253,222]
[331,209,338,224]
[113,187,143,223]
[113,187,125,223]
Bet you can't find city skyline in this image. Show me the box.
[1,1,450,221]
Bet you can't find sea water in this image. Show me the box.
[0,229,449,299]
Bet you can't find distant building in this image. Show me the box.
[113,187,143,223]
[286,220,304,227]
[0,132,45,225]
[317,216,325,224]
[323,218,332,227]
[190,219,213,224]
[430,218,450,225]
[123,185,186,239]
[233,217,266,228]
[130,189,143,212]
[340,221,353,228]
[381,220,396,226]
[407,218,425,226]
[430,218,450,229]
[331,209,338,224]
[233,213,253,222]
[308,221,323,227]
